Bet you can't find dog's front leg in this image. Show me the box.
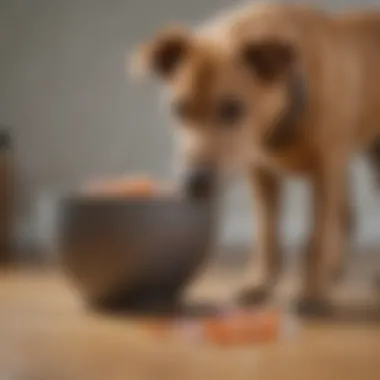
[298,154,350,315]
[238,166,282,305]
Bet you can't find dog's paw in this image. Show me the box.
[295,296,332,318]
[236,286,271,306]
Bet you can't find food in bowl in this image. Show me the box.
[82,175,159,197]
[81,175,178,199]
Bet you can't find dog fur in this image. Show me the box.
[131,3,380,312]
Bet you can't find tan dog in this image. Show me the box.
[131,3,380,314]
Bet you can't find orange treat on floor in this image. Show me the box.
[203,318,235,345]
[200,309,281,346]
[135,308,284,347]
[134,309,282,346]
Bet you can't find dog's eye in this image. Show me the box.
[216,98,244,125]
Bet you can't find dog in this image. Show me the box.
[131,2,380,314]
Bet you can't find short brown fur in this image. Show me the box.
[132,3,380,311]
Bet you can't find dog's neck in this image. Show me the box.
[264,70,306,150]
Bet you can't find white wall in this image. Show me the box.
[0,0,379,255]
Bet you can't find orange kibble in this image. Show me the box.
[203,316,246,346]
[231,311,257,344]
[203,318,235,346]
[202,309,281,346]
[134,308,282,346]
[82,175,157,198]
[120,177,156,197]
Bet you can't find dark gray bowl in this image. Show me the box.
[58,195,215,313]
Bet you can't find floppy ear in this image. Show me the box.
[130,25,190,79]
[239,40,295,81]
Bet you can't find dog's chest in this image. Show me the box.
[251,144,314,175]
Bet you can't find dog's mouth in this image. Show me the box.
[182,165,219,200]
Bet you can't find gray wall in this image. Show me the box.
[0,0,379,255]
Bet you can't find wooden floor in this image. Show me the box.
[0,266,380,380]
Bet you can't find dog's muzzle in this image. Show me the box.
[183,165,217,200]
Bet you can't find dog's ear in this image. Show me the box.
[130,25,191,80]
[239,39,295,81]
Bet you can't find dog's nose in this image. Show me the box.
[183,166,216,199]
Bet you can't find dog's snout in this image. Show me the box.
[184,166,216,199]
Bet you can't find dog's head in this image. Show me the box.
[131,25,301,197]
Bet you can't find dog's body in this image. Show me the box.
[133,3,380,312]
